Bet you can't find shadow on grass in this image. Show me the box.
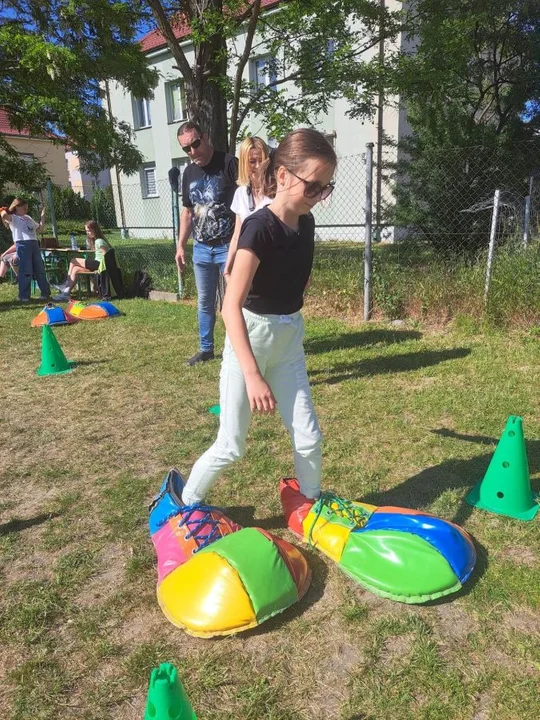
[0,512,60,536]
[237,550,329,640]
[360,429,539,539]
[310,347,471,385]
[0,299,41,313]
[73,359,109,367]
[305,329,422,355]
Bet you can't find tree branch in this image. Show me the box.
[146,0,193,83]
[229,0,262,148]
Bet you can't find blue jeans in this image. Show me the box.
[192,242,229,352]
[16,240,50,300]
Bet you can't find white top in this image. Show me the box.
[230,185,272,222]
[9,214,39,243]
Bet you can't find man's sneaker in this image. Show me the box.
[53,283,69,293]
[187,350,215,366]
[52,293,71,302]
[19,298,31,303]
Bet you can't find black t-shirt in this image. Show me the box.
[237,206,315,315]
[182,151,238,245]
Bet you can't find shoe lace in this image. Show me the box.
[307,491,372,546]
[178,503,225,552]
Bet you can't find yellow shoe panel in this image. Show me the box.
[157,551,257,637]
[302,511,351,562]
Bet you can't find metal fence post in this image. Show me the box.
[364,143,374,321]
[168,167,183,299]
[484,188,500,307]
[46,178,58,239]
[523,195,531,247]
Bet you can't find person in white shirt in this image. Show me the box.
[223,137,272,281]
[0,198,50,302]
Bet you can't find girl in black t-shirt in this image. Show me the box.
[181,129,337,507]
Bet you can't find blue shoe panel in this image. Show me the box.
[356,511,476,583]
[148,468,185,534]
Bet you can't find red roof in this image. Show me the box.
[139,1,280,54]
[0,108,31,137]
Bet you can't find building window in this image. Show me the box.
[142,163,158,198]
[19,152,35,163]
[133,97,151,129]
[251,56,277,92]
[166,81,187,123]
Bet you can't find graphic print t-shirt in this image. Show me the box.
[182,151,238,244]
[9,214,39,243]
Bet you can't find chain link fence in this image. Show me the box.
[2,140,539,323]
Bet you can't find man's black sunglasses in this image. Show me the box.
[181,137,202,153]
[287,168,335,199]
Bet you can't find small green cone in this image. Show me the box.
[37,325,74,376]
[144,663,197,720]
[466,416,539,521]
[208,404,220,416]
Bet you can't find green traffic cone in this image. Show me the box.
[144,663,197,720]
[36,324,74,376]
[466,416,539,521]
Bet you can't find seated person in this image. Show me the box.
[54,220,111,300]
[0,243,18,282]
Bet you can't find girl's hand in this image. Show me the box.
[245,372,276,414]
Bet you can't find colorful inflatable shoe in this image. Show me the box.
[67,300,121,320]
[280,478,476,604]
[149,469,311,637]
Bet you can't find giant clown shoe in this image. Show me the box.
[149,469,311,637]
[280,478,476,604]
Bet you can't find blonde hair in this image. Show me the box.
[237,136,270,187]
[8,197,28,213]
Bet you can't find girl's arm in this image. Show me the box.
[221,248,276,414]
[223,214,242,280]
[35,206,46,233]
[0,207,12,224]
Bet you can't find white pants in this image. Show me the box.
[182,309,322,504]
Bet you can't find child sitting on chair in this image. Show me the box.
[0,242,18,283]
[54,220,111,300]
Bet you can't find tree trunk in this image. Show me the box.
[188,31,229,152]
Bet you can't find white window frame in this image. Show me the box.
[141,163,158,198]
[251,55,277,92]
[166,81,187,124]
[133,97,151,129]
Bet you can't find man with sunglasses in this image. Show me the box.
[176,122,239,366]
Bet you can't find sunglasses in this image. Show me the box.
[287,169,335,200]
[181,137,202,154]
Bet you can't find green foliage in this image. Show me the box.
[384,0,540,255]
[0,1,158,189]
[51,185,91,222]
[91,186,117,228]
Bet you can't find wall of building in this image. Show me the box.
[107,3,411,240]
[6,136,70,188]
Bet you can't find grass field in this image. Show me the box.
[0,283,539,719]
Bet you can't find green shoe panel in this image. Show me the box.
[340,529,460,603]
[199,527,298,622]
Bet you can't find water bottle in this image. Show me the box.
[70,231,78,250]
